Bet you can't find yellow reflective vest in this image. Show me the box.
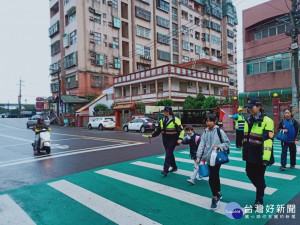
[243,113,274,165]
[235,114,245,130]
[152,116,184,139]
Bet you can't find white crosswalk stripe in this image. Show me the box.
[48,180,161,225]
[228,150,300,160]
[175,154,296,180]
[0,194,36,225]
[95,169,228,215]
[131,161,277,194]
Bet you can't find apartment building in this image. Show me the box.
[49,0,238,102]
[241,0,298,106]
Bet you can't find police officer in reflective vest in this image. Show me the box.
[149,106,184,176]
[229,107,245,148]
[243,98,274,210]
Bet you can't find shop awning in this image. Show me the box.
[238,88,299,99]
[76,95,105,113]
[54,95,89,104]
[113,102,136,110]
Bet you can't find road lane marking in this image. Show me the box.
[95,169,228,215]
[48,180,161,225]
[164,154,296,180]
[131,161,277,195]
[0,133,32,143]
[228,150,299,160]
[0,143,144,168]
[0,194,36,225]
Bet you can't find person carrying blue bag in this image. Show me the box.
[277,108,299,171]
[196,114,230,211]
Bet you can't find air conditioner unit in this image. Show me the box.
[89,16,94,21]
[90,39,95,43]
[108,22,113,26]
[89,7,95,13]
[90,30,95,35]
[109,43,113,48]
[109,64,114,68]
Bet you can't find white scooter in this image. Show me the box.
[33,128,51,154]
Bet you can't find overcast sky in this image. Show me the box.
[0,0,269,104]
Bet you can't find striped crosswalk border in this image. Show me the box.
[95,169,228,215]
[48,180,161,225]
[0,194,36,225]
[131,161,277,194]
[178,152,296,180]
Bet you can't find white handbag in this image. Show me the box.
[210,149,217,166]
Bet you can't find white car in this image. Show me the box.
[88,117,115,130]
[123,118,158,133]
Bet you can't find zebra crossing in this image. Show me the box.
[0,140,299,225]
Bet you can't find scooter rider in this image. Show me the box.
[33,117,49,155]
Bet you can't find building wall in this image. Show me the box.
[242,0,298,92]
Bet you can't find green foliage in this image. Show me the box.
[155,99,174,106]
[136,102,145,111]
[23,104,36,111]
[219,97,233,105]
[83,94,98,102]
[183,93,206,109]
[201,96,218,109]
[93,104,111,115]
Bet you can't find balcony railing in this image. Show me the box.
[114,64,229,85]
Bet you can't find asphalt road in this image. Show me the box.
[0,118,188,192]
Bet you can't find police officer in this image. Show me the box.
[229,107,245,148]
[149,106,184,176]
[243,98,274,210]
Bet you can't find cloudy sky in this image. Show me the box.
[0,0,269,104]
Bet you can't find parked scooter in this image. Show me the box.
[32,128,51,154]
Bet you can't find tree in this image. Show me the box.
[23,104,36,111]
[155,99,174,106]
[84,94,98,102]
[218,97,233,105]
[183,93,206,109]
[93,104,110,115]
[201,96,218,109]
[136,102,145,112]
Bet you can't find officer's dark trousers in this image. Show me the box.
[246,162,266,202]
[236,130,244,148]
[162,135,178,172]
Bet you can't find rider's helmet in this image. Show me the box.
[38,117,44,124]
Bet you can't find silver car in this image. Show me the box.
[26,115,50,128]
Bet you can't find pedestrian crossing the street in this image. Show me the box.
[0,140,299,225]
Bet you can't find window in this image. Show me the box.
[157,0,169,12]
[96,54,103,66]
[275,54,282,71]
[182,40,190,51]
[103,0,106,4]
[104,55,108,68]
[50,41,60,56]
[182,26,188,35]
[182,56,189,62]
[91,75,103,88]
[132,86,139,95]
[113,37,119,49]
[228,41,233,50]
[227,29,234,38]
[95,32,101,44]
[173,54,178,64]
[136,44,150,57]
[65,75,78,89]
[114,58,121,69]
[103,13,106,19]
[94,15,101,24]
[211,35,221,45]
[254,23,286,40]
[195,45,201,54]
[49,21,59,37]
[113,16,120,28]
[179,82,187,92]
[157,33,170,45]
[136,25,151,39]
[172,7,177,21]
[64,0,70,5]
[227,16,235,25]
[64,52,77,68]
[158,82,163,92]
[172,23,178,36]
[69,30,77,45]
[150,83,155,93]
[111,0,118,8]
[68,11,76,24]
[172,39,178,52]
[277,25,285,34]
[157,50,170,61]
[157,16,170,28]
[135,6,151,21]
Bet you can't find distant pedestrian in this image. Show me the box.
[243,98,274,211]
[181,125,201,185]
[278,108,299,171]
[149,106,184,176]
[196,114,230,210]
[229,107,245,148]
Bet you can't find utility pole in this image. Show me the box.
[17,77,24,118]
[277,0,300,120]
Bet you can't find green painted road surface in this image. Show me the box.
[0,140,299,225]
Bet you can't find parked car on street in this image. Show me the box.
[123,118,158,133]
[87,117,115,130]
[26,115,50,128]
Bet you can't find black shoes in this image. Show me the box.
[161,171,168,176]
[169,167,178,173]
[253,199,264,212]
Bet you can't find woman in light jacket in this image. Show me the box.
[196,114,230,211]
